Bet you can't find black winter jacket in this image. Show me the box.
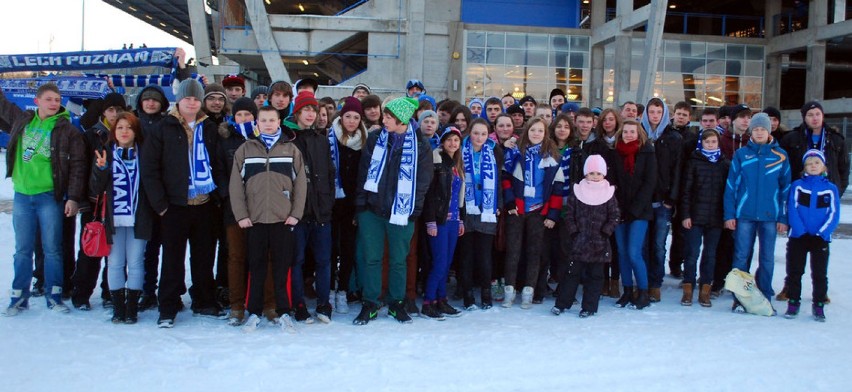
[80,121,111,211]
[141,112,225,214]
[0,91,87,203]
[356,128,433,220]
[614,143,657,221]
[89,142,155,243]
[781,124,849,196]
[563,191,619,263]
[653,125,683,205]
[216,122,256,225]
[573,137,619,185]
[422,149,466,225]
[679,150,730,228]
[134,85,170,139]
[291,126,336,223]
[332,141,363,221]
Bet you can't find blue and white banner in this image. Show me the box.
[84,73,203,88]
[0,77,111,100]
[0,48,177,72]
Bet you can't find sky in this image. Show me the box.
[0,0,196,58]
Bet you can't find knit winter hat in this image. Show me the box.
[506,104,524,115]
[293,90,318,113]
[418,94,437,111]
[440,126,462,143]
[583,154,607,176]
[519,95,537,106]
[250,86,268,100]
[418,110,438,124]
[352,83,371,96]
[204,83,227,100]
[101,93,126,113]
[762,106,781,120]
[232,97,257,119]
[386,97,418,123]
[749,112,771,133]
[729,103,751,119]
[339,96,363,117]
[175,79,205,102]
[139,88,165,104]
[222,74,245,89]
[802,149,826,166]
[294,78,319,92]
[801,101,824,119]
[549,88,565,101]
[561,102,580,113]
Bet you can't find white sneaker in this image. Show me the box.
[520,286,534,309]
[335,291,349,314]
[502,286,516,308]
[277,313,297,334]
[242,314,262,333]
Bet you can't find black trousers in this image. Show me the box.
[535,225,561,298]
[143,214,162,296]
[158,202,217,316]
[555,260,604,313]
[72,210,109,304]
[213,204,228,288]
[504,213,546,288]
[331,214,357,292]
[246,223,294,316]
[458,231,494,297]
[712,228,753,291]
[785,235,829,303]
[669,219,685,271]
[604,234,620,280]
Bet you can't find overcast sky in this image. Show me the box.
[0,0,196,58]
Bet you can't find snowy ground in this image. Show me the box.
[0,152,851,390]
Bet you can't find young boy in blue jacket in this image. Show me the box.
[723,113,791,312]
[783,149,839,322]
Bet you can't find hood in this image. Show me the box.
[135,85,170,114]
[641,99,670,141]
[31,106,71,132]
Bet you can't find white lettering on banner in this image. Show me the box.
[113,172,130,214]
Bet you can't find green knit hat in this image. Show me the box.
[385,97,418,123]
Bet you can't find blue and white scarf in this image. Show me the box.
[260,129,281,150]
[806,126,827,152]
[523,144,542,197]
[462,138,497,223]
[559,146,572,201]
[364,124,419,226]
[328,129,346,199]
[112,145,140,227]
[187,122,217,199]
[701,147,721,163]
[234,121,257,140]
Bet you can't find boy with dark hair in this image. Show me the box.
[437,100,459,126]
[699,107,719,131]
[222,74,246,104]
[668,101,695,278]
[354,97,433,325]
[1,83,86,315]
[620,101,638,121]
[361,95,383,131]
[484,97,503,125]
[519,96,537,118]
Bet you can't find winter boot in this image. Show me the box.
[125,290,141,324]
[615,287,634,308]
[649,287,661,303]
[520,286,534,309]
[813,302,826,322]
[387,300,413,324]
[353,301,379,326]
[680,283,693,306]
[492,279,505,302]
[438,298,462,317]
[631,289,650,310]
[316,303,332,324]
[111,289,127,324]
[463,289,477,310]
[138,292,158,312]
[404,297,420,317]
[4,290,29,317]
[579,309,595,318]
[501,285,516,308]
[294,303,314,324]
[335,291,349,314]
[420,302,445,321]
[480,287,493,310]
[228,309,246,326]
[775,284,789,301]
[698,284,712,307]
[601,279,611,297]
[46,286,70,313]
[784,299,801,319]
[609,279,621,299]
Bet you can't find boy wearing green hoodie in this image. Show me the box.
[0,83,87,315]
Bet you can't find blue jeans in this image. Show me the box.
[683,225,722,285]
[732,220,777,299]
[12,192,64,302]
[107,227,146,290]
[615,220,649,290]
[425,220,460,302]
[293,221,332,307]
[649,205,672,288]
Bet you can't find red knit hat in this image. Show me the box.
[293,90,318,113]
[222,74,245,89]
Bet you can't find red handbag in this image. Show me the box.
[82,193,111,257]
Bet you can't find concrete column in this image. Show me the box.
[763,0,782,108]
[589,0,607,108]
[834,0,847,23]
[187,0,213,76]
[405,0,426,85]
[245,0,290,83]
[446,21,464,102]
[636,0,667,105]
[805,42,826,101]
[613,35,632,105]
[809,0,828,27]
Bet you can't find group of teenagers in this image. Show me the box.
[0,73,844,332]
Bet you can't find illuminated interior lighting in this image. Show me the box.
[302,59,309,65]
[298,3,305,12]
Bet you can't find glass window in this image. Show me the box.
[527,51,548,67]
[706,43,726,59]
[726,45,745,60]
[467,48,485,64]
[506,34,526,49]
[741,77,762,93]
[527,34,548,50]
[487,49,505,64]
[704,59,726,74]
[570,36,589,51]
[725,60,743,76]
[744,61,763,77]
[551,36,569,51]
[550,51,569,68]
[505,49,525,66]
[467,31,485,47]
[746,45,764,60]
[570,52,587,69]
[486,32,505,48]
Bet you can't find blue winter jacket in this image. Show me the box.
[723,139,791,223]
[788,175,840,242]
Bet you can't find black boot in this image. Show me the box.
[632,289,650,310]
[138,292,158,312]
[125,290,141,324]
[110,289,126,323]
[463,289,477,310]
[615,286,634,308]
[480,287,493,309]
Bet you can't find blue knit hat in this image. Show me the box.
[802,149,826,166]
